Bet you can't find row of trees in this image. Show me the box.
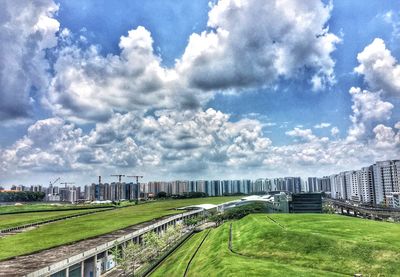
[183,215,207,226]
[210,203,266,225]
[156,191,247,199]
[111,223,183,276]
[156,191,208,199]
[0,191,45,202]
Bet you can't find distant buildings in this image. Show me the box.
[84,182,139,202]
[146,177,302,197]
[2,159,398,207]
[316,159,400,208]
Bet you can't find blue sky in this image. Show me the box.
[55,0,400,144]
[0,0,399,185]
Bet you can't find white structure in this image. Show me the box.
[373,160,400,205]
[358,166,374,204]
[386,192,400,208]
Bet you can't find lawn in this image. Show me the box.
[0,196,239,261]
[0,208,110,230]
[0,203,114,214]
[152,214,400,277]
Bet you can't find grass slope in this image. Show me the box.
[152,232,208,277]
[0,203,113,214]
[0,197,239,261]
[152,214,400,276]
[0,208,108,229]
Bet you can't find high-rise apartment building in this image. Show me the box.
[357,166,374,204]
[373,160,400,205]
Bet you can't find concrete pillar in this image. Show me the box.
[93,255,97,277]
[65,268,69,277]
[81,261,85,277]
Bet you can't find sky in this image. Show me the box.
[0,0,399,186]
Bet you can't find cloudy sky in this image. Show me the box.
[0,0,399,186]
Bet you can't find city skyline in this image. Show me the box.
[1,0,400,185]
[5,159,398,209]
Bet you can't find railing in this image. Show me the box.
[25,209,204,277]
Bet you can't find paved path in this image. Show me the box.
[0,215,173,277]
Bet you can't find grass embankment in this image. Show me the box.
[0,196,239,261]
[0,203,114,214]
[0,208,109,230]
[151,232,208,276]
[152,214,400,277]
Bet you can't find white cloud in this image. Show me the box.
[330,126,340,137]
[177,0,340,92]
[45,26,203,123]
[354,38,400,96]
[285,128,318,142]
[1,1,400,183]
[373,124,400,150]
[382,10,400,39]
[314,122,331,129]
[347,87,394,141]
[2,104,400,182]
[0,0,59,121]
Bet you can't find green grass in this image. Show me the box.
[152,214,400,277]
[0,203,113,214]
[0,196,239,261]
[151,231,208,276]
[0,208,109,229]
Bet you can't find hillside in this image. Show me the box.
[152,214,400,276]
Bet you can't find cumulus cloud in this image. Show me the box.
[354,38,400,96]
[2,105,400,181]
[347,87,394,141]
[45,26,203,123]
[1,1,399,183]
[373,124,400,150]
[41,0,341,123]
[176,0,340,92]
[1,108,273,179]
[0,0,59,121]
[0,117,84,173]
[286,128,317,142]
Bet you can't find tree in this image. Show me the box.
[161,223,184,250]
[156,191,167,198]
[143,231,165,261]
[110,241,144,276]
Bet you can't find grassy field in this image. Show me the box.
[0,203,114,214]
[0,196,239,261]
[152,214,400,277]
[0,208,110,229]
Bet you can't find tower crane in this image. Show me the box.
[110,174,125,183]
[127,175,143,200]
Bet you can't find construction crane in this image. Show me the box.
[110,174,125,183]
[49,177,60,187]
[127,175,143,200]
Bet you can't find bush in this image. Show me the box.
[156,191,167,198]
[210,203,266,225]
[0,191,45,202]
